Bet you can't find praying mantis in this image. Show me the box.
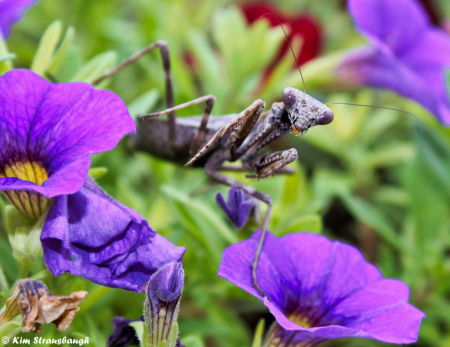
[93,39,334,297]
[92,33,417,297]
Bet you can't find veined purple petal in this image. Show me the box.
[280,233,382,326]
[218,230,299,314]
[0,69,135,198]
[218,232,424,344]
[341,0,450,124]
[0,0,37,38]
[41,178,186,292]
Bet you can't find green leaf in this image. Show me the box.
[4,205,31,237]
[340,194,400,248]
[358,108,399,146]
[0,321,22,346]
[276,214,322,236]
[47,26,75,74]
[260,35,301,101]
[187,30,224,110]
[180,335,205,347]
[413,125,450,197]
[0,265,8,292]
[168,322,179,347]
[88,167,108,179]
[280,163,310,210]
[251,319,265,347]
[366,142,414,168]
[403,152,450,267]
[12,250,37,279]
[130,321,149,347]
[0,33,13,74]
[31,20,63,76]
[162,185,238,245]
[0,241,18,283]
[128,89,161,120]
[130,320,144,341]
[0,54,15,63]
[373,186,409,207]
[70,51,117,84]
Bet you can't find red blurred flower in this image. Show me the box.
[241,3,322,72]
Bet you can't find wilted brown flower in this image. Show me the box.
[0,279,87,333]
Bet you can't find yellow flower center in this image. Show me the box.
[264,320,315,347]
[0,161,50,222]
[287,314,311,328]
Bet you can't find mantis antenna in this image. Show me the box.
[258,13,422,129]
[325,102,423,130]
[257,13,307,97]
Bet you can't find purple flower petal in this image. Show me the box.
[340,0,450,124]
[215,186,256,228]
[107,316,144,347]
[280,233,381,325]
[218,230,299,314]
[218,231,424,344]
[41,178,186,292]
[0,69,135,198]
[0,0,37,38]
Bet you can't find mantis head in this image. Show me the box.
[282,87,334,136]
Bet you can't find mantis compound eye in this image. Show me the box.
[282,87,297,108]
[317,110,334,125]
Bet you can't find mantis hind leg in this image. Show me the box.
[139,95,216,156]
[92,41,177,147]
[205,153,272,298]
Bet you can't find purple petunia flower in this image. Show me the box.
[41,178,185,291]
[338,0,450,124]
[0,69,185,292]
[0,0,37,38]
[219,231,424,346]
[215,186,257,228]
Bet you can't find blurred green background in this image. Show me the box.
[2,0,450,346]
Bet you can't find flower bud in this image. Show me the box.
[144,262,184,347]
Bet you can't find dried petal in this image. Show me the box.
[0,279,87,333]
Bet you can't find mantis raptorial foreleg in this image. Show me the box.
[245,149,298,179]
[184,99,265,168]
[216,165,294,175]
